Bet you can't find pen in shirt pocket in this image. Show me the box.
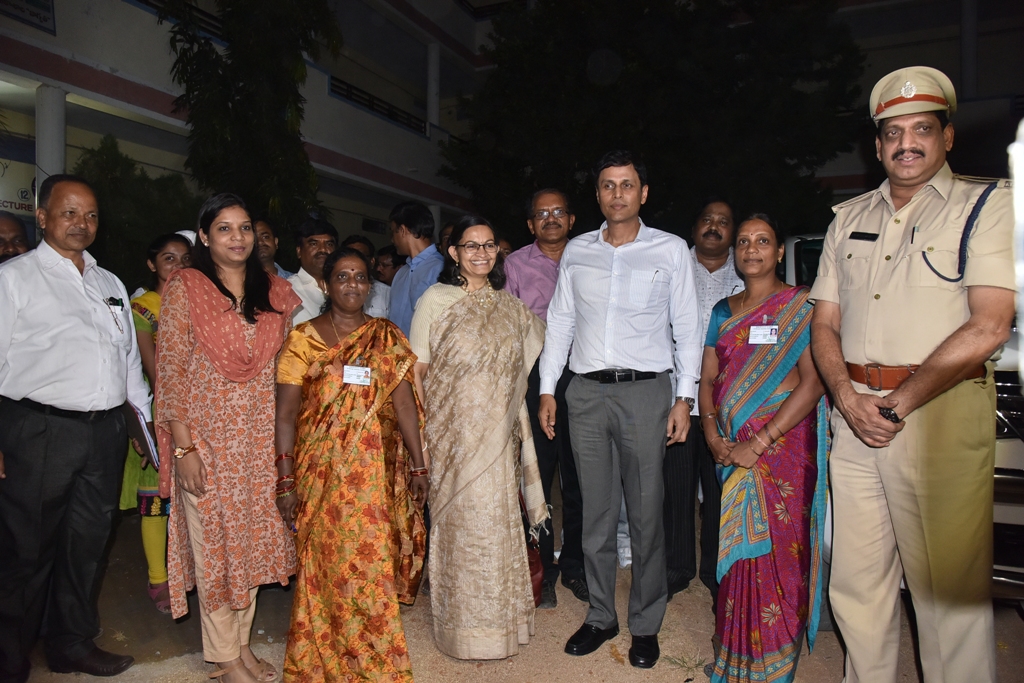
[651,270,659,282]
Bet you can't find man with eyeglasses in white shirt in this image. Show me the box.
[0,174,151,682]
[539,150,701,669]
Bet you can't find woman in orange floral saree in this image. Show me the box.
[276,248,427,683]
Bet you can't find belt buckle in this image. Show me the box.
[863,363,884,391]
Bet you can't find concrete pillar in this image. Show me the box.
[427,42,440,132]
[429,204,441,241]
[35,84,67,203]
[961,0,977,99]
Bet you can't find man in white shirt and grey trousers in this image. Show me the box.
[0,175,151,682]
[538,150,701,669]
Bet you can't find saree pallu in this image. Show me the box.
[709,287,829,683]
[424,287,547,660]
[283,318,426,683]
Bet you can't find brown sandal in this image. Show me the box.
[209,660,245,679]
[247,658,279,682]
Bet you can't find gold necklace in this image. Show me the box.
[329,311,367,342]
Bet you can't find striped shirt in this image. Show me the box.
[539,221,702,398]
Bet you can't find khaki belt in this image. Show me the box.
[846,362,985,391]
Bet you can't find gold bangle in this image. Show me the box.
[770,418,784,440]
[701,411,717,419]
[173,444,197,459]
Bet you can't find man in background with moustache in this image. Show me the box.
[287,217,338,324]
[664,198,743,609]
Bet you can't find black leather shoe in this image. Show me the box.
[0,662,30,683]
[49,646,134,677]
[561,575,590,602]
[628,634,660,668]
[564,622,619,656]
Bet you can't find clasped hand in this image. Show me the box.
[710,437,761,469]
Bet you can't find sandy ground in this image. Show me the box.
[22,512,1024,682]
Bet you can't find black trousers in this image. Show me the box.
[0,398,126,680]
[663,417,721,598]
[524,362,585,582]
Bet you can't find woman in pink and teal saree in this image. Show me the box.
[698,214,829,683]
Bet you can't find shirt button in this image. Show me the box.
[874,294,881,300]
[846,254,852,259]
[927,246,934,252]
[894,218,901,224]
[884,255,891,261]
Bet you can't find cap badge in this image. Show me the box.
[900,81,917,98]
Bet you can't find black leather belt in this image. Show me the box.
[579,369,657,384]
[3,396,119,422]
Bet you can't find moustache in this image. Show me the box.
[701,230,722,240]
[892,148,925,161]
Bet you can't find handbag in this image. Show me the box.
[519,491,544,608]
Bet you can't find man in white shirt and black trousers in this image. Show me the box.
[0,174,152,682]
[539,150,702,669]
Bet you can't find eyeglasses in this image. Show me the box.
[455,241,498,254]
[532,208,568,220]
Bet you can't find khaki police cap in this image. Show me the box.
[869,66,957,124]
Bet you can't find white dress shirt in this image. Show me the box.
[0,240,152,415]
[365,280,390,319]
[689,246,745,414]
[288,267,326,324]
[540,221,702,399]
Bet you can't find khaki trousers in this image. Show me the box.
[180,490,258,663]
[829,374,996,683]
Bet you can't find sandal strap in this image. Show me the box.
[248,658,279,682]
[209,660,245,678]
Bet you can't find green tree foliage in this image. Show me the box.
[159,0,341,229]
[442,0,864,238]
[73,134,203,290]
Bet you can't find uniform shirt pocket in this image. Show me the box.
[908,231,963,291]
[837,241,873,291]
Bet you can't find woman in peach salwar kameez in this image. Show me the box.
[156,194,300,683]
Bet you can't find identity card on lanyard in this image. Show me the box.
[749,315,778,345]
[343,356,372,385]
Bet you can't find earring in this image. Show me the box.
[777,258,782,263]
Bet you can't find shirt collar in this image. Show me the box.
[689,246,735,275]
[595,219,651,245]
[872,161,954,211]
[295,267,317,285]
[408,243,440,271]
[528,241,558,263]
[36,239,95,273]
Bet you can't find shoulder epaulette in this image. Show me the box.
[953,174,1011,189]
[832,191,876,212]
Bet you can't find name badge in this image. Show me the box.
[343,365,372,385]
[749,325,778,345]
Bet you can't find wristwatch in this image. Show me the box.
[676,396,695,409]
[878,407,900,423]
[173,444,197,459]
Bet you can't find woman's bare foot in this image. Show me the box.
[210,657,258,682]
[239,645,278,682]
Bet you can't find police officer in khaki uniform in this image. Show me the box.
[809,66,1014,683]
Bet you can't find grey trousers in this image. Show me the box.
[566,372,671,636]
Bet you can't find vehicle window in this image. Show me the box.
[795,239,824,287]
